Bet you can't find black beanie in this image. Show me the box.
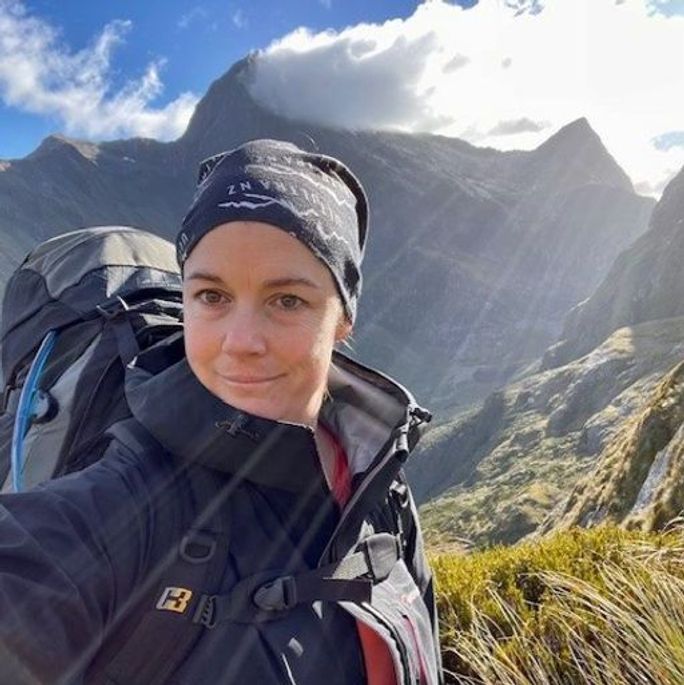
[177,139,369,322]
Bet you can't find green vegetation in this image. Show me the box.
[549,359,684,534]
[432,525,684,684]
[414,322,684,549]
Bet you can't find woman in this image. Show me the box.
[0,139,442,684]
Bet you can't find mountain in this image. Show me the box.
[539,358,684,535]
[0,56,654,411]
[410,167,684,547]
[533,167,684,535]
[412,315,684,547]
[543,166,684,370]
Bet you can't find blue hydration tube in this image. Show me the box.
[11,330,58,493]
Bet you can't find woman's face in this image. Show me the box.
[182,221,351,427]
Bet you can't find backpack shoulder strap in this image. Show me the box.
[95,421,231,685]
[105,418,159,456]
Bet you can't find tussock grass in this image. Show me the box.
[433,524,684,684]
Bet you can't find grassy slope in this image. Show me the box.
[543,358,684,534]
[433,525,684,684]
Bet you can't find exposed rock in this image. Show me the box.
[0,57,653,412]
[544,166,684,370]
[539,358,684,535]
[411,317,684,547]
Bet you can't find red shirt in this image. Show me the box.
[319,424,398,685]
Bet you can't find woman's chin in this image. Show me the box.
[200,373,322,427]
[212,389,309,426]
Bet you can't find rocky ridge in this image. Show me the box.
[544,166,684,370]
[410,166,684,546]
[0,58,654,411]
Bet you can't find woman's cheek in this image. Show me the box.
[184,313,217,362]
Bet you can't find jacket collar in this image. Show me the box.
[125,334,421,494]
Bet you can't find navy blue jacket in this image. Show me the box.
[0,352,442,684]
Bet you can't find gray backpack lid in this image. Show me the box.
[1,226,181,383]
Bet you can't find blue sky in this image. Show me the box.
[0,0,683,195]
[0,0,421,158]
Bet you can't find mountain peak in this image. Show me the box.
[536,118,603,155]
[530,117,634,192]
[551,116,593,137]
[28,134,100,162]
[179,55,275,153]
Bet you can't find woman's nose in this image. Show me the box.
[219,307,267,356]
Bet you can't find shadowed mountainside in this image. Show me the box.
[543,166,684,370]
[0,56,654,411]
[410,166,684,546]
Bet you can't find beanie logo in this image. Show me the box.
[226,181,254,195]
[177,230,191,262]
[218,193,280,212]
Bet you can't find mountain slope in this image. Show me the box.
[412,315,684,546]
[544,166,684,370]
[539,358,684,535]
[410,164,684,546]
[0,57,654,410]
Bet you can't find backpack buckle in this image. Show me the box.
[253,575,297,611]
[192,594,217,628]
[96,296,130,320]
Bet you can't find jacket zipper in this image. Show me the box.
[318,405,429,565]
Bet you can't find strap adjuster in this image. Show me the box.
[253,575,297,611]
[192,594,217,628]
[180,531,217,564]
[96,295,130,320]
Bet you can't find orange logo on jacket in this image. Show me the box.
[156,587,193,613]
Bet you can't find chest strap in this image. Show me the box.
[194,532,401,627]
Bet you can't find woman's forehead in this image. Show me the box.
[183,221,335,288]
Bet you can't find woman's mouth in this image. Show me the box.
[218,373,284,385]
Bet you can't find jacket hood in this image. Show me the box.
[124,333,425,495]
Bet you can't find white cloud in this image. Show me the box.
[177,6,208,30]
[232,9,247,29]
[488,117,549,136]
[248,0,684,196]
[0,0,198,142]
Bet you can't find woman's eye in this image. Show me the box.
[275,294,304,310]
[196,289,226,306]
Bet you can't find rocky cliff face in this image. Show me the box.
[539,358,684,535]
[411,316,684,546]
[543,166,684,370]
[0,57,654,410]
[410,166,684,547]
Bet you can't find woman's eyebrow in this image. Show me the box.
[264,277,321,290]
[184,272,320,290]
[185,270,224,284]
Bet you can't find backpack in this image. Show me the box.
[0,226,241,683]
[0,225,184,492]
